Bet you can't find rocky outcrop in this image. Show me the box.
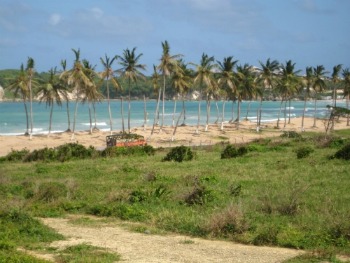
[0,85,4,101]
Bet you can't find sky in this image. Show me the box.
[0,0,349,75]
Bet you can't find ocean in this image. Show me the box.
[0,99,344,136]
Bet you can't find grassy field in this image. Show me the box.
[0,130,350,262]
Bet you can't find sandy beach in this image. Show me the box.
[0,117,349,157]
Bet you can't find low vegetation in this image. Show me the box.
[0,130,350,262]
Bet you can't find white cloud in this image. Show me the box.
[49,14,61,26]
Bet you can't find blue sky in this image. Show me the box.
[0,0,349,75]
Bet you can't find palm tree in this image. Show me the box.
[276,60,301,128]
[193,53,218,132]
[37,67,65,136]
[312,65,328,127]
[60,59,72,132]
[100,55,119,133]
[150,65,161,136]
[171,60,192,140]
[300,67,314,131]
[82,59,102,134]
[342,68,350,126]
[117,47,146,133]
[331,64,342,107]
[6,64,30,135]
[217,56,238,130]
[60,48,94,140]
[158,41,182,131]
[257,59,280,131]
[236,64,256,129]
[26,57,35,139]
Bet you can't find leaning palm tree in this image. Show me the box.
[60,48,94,140]
[217,56,239,129]
[300,66,314,131]
[100,55,120,134]
[26,57,35,139]
[157,41,182,131]
[342,68,350,126]
[6,64,30,135]
[37,67,65,136]
[331,64,342,107]
[117,47,146,133]
[312,65,328,127]
[257,58,279,131]
[193,53,218,133]
[60,59,73,132]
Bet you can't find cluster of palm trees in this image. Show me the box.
[6,41,350,140]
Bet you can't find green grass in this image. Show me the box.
[0,130,350,261]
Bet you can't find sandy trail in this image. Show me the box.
[39,216,304,263]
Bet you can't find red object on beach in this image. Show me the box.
[106,133,146,147]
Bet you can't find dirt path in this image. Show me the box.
[39,216,304,263]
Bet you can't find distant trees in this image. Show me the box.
[4,44,349,138]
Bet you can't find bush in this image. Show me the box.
[280,131,302,139]
[1,149,30,162]
[295,146,314,159]
[162,146,194,162]
[221,145,247,159]
[101,145,155,158]
[35,182,68,202]
[332,143,350,160]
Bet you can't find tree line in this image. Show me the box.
[3,41,350,140]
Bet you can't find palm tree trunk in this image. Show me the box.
[347,94,350,126]
[29,79,33,140]
[88,103,93,134]
[215,101,219,124]
[161,75,166,132]
[205,97,211,132]
[181,99,186,126]
[301,97,307,131]
[128,79,131,133]
[256,99,263,132]
[66,100,71,132]
[221,100,226,130]
[121,97,125,133]
[196,97,201,134]
[283,100,287,128]
[93,102,98,131]
[245,101,251,120]
[277,100,284,129]
[143,95,147,131]
[172,108,184,141]
[236,99,241,129]
[106,78,113,134]
[48,104,53,136]
[229,100,234,123]
[151,88,161,136]
[172,98,177,127]
[71,98,79,141]
[288,99,291,124]
[313,98,318,127]
[23,101,29,135]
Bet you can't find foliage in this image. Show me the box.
[331,143,350,160]
[101,145,155,157]
[162,146,195,162]
[280,131,302,139]
[58,243,120,263]
[0,148,30,162]
[221,145,248,159]
[295,146,314,159]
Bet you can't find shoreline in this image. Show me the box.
[0,117,349,157]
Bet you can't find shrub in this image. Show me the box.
[332,143,350,160]
[183,184,214,205]
[206,204,248,237]
[295,146,314,159]
[101,145,155,158]
[35,182,68,202]
[280,131,302,139]
[162,146,194,162]
[221,145,248,159]
[1,149,30,162]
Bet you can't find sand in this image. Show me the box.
[0,117,349,157]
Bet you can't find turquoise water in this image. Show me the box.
[0,99,343,135]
